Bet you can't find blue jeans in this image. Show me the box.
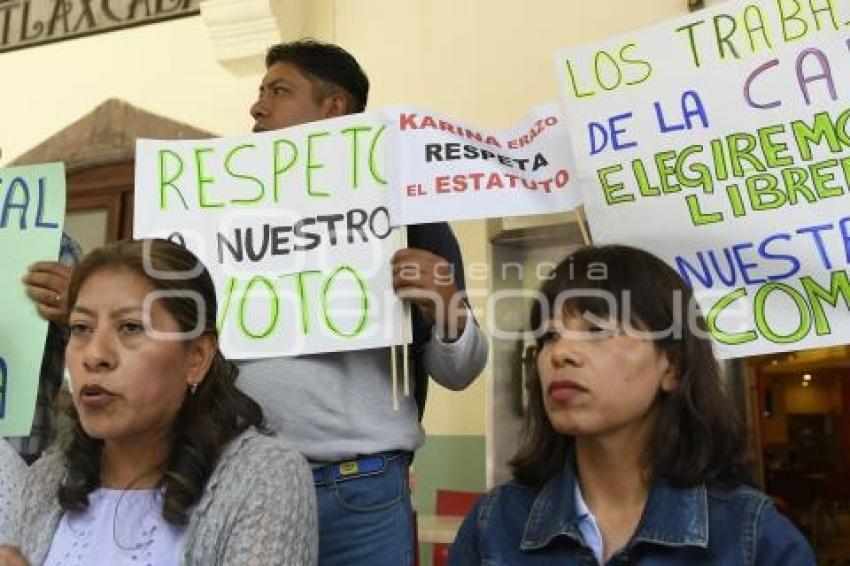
[314,451,414,566]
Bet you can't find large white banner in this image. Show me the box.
[555,0,850,358]
[135,113,406,359]
[387,103,580,225]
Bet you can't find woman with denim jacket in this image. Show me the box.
[450,245,814,565]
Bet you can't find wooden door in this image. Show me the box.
[64,161,134,254]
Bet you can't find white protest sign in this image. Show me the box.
[134,112,407,359]
[554,0,850,358]
[386,104,580,225]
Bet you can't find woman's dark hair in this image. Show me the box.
[58,238,265,524]
[266,39,369,113]
[510,244,748,489]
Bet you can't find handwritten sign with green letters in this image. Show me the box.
[555,0,850,358]
[134,113,408,359]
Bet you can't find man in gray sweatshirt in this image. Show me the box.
[242,39,488,565]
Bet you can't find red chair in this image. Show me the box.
[433,489,482,566]
[413,509,419,566]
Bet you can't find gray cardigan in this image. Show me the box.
[5,428,317,565]
[0,440,26,540]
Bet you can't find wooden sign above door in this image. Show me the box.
[0,0,201,53]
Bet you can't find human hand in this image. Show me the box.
[23,261,72,324]
[391,248,468,341]
[0,545,30,566]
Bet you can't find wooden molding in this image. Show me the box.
[200,0,286,73]
[200,0,333,74]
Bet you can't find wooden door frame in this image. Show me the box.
[67,161,135,242]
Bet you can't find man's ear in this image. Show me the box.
[321,90,350,119]
[185,333,217,387]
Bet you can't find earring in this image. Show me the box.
[189,382,198,395]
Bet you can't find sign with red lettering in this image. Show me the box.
[386,104,580,225]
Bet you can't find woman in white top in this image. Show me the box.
[0,439,26,539]
[0,239,317,565]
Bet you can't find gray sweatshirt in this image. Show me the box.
[3,428,317,565]
[236,321,488,462]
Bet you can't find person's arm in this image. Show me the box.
[0,546,30,566]
[23,234,81,325]
[422,315,488,390]
[753,500,816,565]
[221,447,317,566]
[23,261,72,325]
[0,441,26,542]
[392,247,469,339]
[393,224,488,390]
[0,449,65,566]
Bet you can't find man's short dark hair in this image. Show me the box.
[266,39,369,114]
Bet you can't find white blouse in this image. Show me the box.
[43,488,185,566]
[0,439,26,539]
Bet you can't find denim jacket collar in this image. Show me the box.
[520,455,709,552]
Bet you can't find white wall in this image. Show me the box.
[0,15,258,165]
